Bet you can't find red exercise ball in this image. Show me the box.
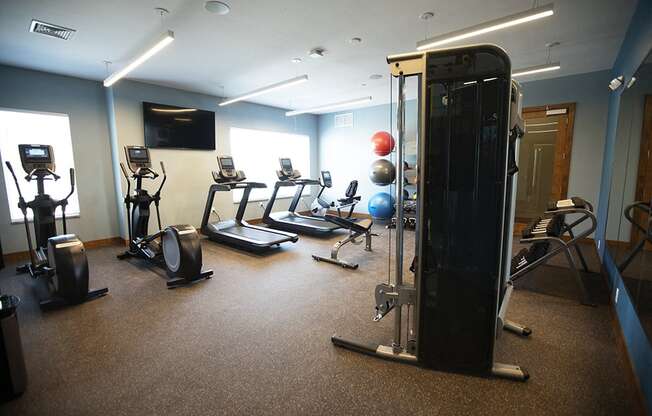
[371,131,395,156]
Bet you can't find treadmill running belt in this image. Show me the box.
[219,225,291,244]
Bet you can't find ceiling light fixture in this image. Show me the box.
[348,37,362,44]
[151,108,197,113]
[286,96,372,116]
[205,1,230,14]
[219,75,309,106]
[103,30,175,87]
[308,48,326,58]
[512,62,560,77]
[416,3,554,50]
[291,57,302,63]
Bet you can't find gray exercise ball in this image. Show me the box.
[369,158,396,186]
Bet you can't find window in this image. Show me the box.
[0,108,80,222]
[229,127,310,202]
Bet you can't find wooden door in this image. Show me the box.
[515,103,575,223]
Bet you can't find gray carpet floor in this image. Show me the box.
[0,225,641,415]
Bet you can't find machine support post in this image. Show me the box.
[393,74,406,352]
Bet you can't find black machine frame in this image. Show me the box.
[262,159,341,236]
[118,145,213,288]
[4,144,108,309]
[201,155,299,251]
[332,45,531,381]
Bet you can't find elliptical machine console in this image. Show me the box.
[4,144,108,310]
[118,145,213,288]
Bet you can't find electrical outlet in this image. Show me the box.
[615,287,619,304]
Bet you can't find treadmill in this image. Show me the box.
[201,156,299,251]
[262,158,341,235]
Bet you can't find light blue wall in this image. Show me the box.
[520,70,611,211]
[318,70,611,218]
[596,0,652,412]
[317,100,417,214]
[0,65,119,253]
[108,80,319,238]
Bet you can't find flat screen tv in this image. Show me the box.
[143,102,215,150]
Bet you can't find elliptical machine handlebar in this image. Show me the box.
[155,161,167,197]
[5,161,37,266]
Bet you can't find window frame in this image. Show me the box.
[0,107,81,224]
[228,126,312,204]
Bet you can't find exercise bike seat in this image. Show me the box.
[324,214,372,234]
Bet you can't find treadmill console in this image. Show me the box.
[124,146,152,172]
[18,144,55,174]
[320,171,332,188]
[217,156,237,179]
[277,158,300,180]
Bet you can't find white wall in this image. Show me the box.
[108,80,319,239]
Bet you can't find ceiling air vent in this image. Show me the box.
[29,19,76,40]
[334,112,353,128]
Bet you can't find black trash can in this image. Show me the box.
[0,294,27,401]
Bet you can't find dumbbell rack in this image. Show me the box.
[510,197,596,306]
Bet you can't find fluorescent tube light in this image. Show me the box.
[512,62,560,77]
[150,108,197,113]
[285,96,372,116]
[104,30,175,87]
[219,75,309,106]
[416,4,554,50]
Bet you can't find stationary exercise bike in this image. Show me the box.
[117,145,213,288]
[310,171,360,218]
[4,144,108,310]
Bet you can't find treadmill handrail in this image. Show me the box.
[215,181,267,190]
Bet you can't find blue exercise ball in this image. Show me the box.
[368,192,395,219]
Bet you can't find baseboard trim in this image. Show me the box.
[602,264,649,416]
[3,236,124,264]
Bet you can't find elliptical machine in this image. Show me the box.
[4,144,108,310]
[310,171,361,219]
[118,145,213,288]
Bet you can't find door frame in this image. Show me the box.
[522,102,576,203]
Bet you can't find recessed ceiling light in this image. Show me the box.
[419,12,435,20]
[308,48,326,58]
[369,74,383,80]
[348,37,362,44]
[205,1,230,15]
[291,57,302,63]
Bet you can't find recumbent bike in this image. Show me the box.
[310,170,360,219]
[4,144,108,310]
[118,146,213,288]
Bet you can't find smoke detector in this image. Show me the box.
[291,57,302,64]
[205,1,230,15]
[308,48,326,58]
[29,19,76,40]
[347,37,362,45]
[369,74,383,80]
